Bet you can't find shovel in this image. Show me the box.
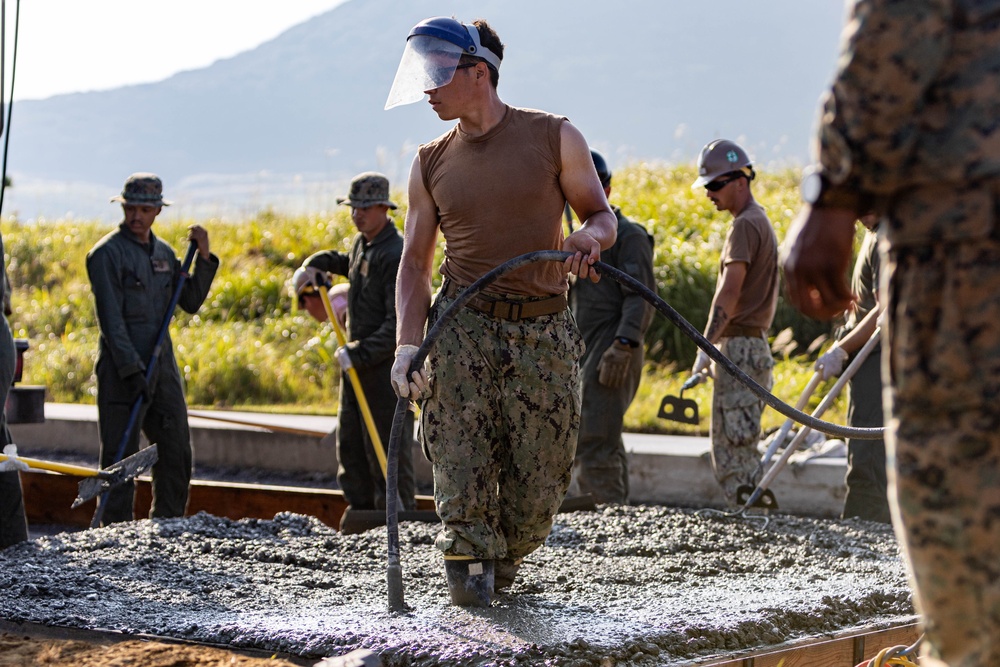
[1,445,158,508]
[658,372,705,425]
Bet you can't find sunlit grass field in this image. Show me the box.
[2,163,855,435]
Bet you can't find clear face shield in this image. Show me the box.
[384,35,466,110]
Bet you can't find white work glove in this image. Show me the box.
[335,346,353,371]
[0,444,29,472]
[390,344,430,399]
[301,265,327,289]
[691,348,715,380]
[815,345,849,380]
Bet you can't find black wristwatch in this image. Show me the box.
[800,166,871,213]
[615,336,637,348]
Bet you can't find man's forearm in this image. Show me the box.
[395,267,431,347]
[703,303,730,345]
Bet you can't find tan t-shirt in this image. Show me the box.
[419,106,568,297]
[719,200,778,330]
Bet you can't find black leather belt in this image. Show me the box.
[442,280,567,322]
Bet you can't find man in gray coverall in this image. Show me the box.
[570,150,654,504]
[87,173,219,525]
[295,172,416,512]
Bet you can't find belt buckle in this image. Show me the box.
[482,298,521,321]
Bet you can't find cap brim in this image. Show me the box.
[337,198,397,209]
[110,196,170,206]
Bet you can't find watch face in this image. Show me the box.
[801,171,823,204]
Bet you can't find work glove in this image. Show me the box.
[597,340,632,388]
[391,344,430,399]
[815,344,849,381]
[335,346,353,371]
[691,348,715,381]
[301,265,330,290]
[0,444,29,472]
[124,370,149,404]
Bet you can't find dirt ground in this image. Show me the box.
[0,633,305,666]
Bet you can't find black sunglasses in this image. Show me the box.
[705,174,743,192]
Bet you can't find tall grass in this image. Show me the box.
[2,163,856,433]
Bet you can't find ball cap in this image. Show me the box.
[110,173,171,207]
[336,172,397,209]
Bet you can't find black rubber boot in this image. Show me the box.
[494,557,522,591]
[444,558,494,607]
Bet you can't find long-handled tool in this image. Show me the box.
[658,372,705,424]
[735,326,881,513]
[742,371,825,509]
[755,371,823,475]
[91,241,199,528]
[314,273,422,535]
[315,275,388,477]
[2,445,158,508]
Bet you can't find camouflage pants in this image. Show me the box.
[885,224,1000,667]
[710,336,772,506]
[420,294,584,560]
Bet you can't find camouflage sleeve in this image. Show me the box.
[815,0,951,194]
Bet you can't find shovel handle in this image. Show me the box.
[748,327,881,507]
[1,454,103,478]
[757,371,824,471]
[317,282,389,478]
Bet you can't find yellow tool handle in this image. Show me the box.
[318,283,388,478]
[0,454,101,477]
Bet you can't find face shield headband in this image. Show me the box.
[384,24,501,110]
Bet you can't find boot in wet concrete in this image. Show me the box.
[494,557,522,591]
[444,556,494,607]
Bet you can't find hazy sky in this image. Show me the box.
[6,0,348,100]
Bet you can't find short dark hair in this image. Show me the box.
[464,19,504,88]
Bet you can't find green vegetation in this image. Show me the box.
[2,164,855,434]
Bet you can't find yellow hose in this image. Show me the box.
[318,283,388,478]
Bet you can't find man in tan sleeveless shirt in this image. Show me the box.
[385,16,616,607]
[689,139,778,507]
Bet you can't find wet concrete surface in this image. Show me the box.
[0,504,913,666]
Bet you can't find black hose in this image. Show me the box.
[0,0,18,216]
[384,249,883,610]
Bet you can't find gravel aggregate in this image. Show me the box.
[0,505,913,666]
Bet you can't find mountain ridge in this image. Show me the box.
[5,0,846,221]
